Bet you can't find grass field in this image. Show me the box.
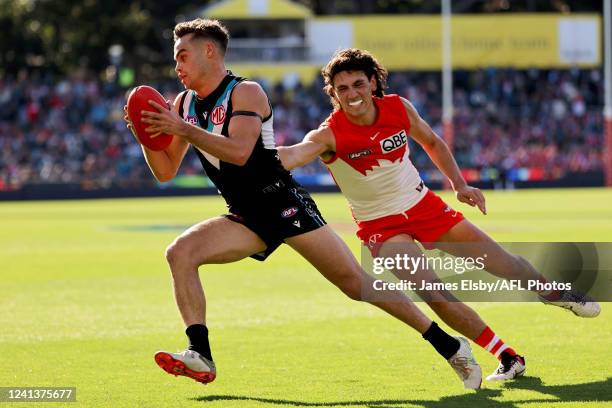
[1,188,611,408]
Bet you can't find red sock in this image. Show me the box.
[475,326,517,360]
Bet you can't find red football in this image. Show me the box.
[126,85,174,151]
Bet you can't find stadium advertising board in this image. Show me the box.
[308,14,601,70]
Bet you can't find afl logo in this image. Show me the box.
[210,105,226,125]
[281,207,298,218]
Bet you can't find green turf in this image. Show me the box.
[1,188,611,407]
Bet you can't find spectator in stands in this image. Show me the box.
[0,68,604,191]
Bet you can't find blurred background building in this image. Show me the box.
[0,0,609,198]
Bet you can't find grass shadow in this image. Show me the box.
[503,375,612,404]
[192,376,612,407]
[193,388,509,407]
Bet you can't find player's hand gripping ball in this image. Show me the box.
[126,86,174,151]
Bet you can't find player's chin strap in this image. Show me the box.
[231,111,263,121]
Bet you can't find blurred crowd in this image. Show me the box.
[0,67,604,190]
[399,68,604,181]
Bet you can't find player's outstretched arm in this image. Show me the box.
[401,97,487,215]
[277,127,335,170]
[123,93,190,182]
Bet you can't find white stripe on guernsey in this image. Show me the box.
[261,113,275,149]
[486,335,500,351]
[196,146,220,169]
[204,90,234,170]
[182,91,193,117]
[494,344,509,358]
[182,90,221,170]
[183,91,220,169]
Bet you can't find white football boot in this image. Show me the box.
[447,337,482,389]
[486,354,526,381]
[539,289,600,318]
[154,349,216,384]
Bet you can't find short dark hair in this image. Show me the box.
[322,48,388,109]
[173,18,230,54]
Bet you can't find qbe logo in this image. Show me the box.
[211,105,226,125]
[380,130,407,153]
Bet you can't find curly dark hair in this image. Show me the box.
[321,48,388,110]
[173,18,230,54]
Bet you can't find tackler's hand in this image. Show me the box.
[455,185,487,215]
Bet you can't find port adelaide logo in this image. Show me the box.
[380,130,407,153]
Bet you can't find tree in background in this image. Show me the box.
[0,0,216,80]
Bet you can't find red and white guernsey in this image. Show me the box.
[324,94,428,222]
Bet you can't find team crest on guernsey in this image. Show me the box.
[211,105,226,125]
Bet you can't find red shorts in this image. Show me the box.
[356,190,464,254]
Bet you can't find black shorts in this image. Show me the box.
[224,185,326,261]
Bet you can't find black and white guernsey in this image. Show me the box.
[178,73,292,214]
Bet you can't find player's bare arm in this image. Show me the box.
[123,93,190,182]
[402,97,487,215]
[277,126,336,170]
[141,81,266,166]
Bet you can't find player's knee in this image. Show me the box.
[165,241,180,267]
[165,238,195,269]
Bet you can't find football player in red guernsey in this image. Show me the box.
[278,48,600,381]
